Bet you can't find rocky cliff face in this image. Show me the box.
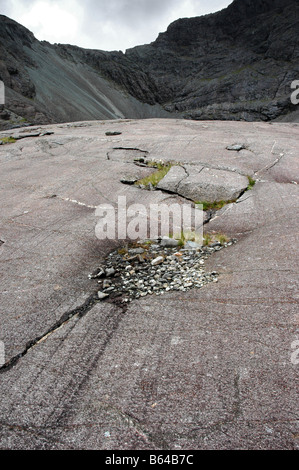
[126,0,299,120]
[0,0,298,129]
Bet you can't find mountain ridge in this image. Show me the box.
[0,0,298,129]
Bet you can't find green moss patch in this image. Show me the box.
[0,137,17,145]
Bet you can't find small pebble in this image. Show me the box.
[105,267,116,277]
[98,291,109,300]
[151,256,164,266]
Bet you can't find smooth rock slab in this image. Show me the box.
[0,118,298,451]
[176,167,249,202]
[156,165,188,193]
[157,164,249,202]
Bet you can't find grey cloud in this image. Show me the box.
[80,0,230,27]
[78,0,182,48]
[78,0,232,49]
[82,0,184,21]
[0,0,232,50]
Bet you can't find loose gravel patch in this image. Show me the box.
[89,239,236,304]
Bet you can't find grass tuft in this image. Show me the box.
[195,199,236,211]
[203,232,230,247]
[247,176,256,190]
[0,137,16,145]
[135,162,173,188]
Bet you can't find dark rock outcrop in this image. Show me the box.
[126,0,299,121]
[0,0,298,129]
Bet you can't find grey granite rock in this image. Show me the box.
[156,165,188,193]
[158,165,249,202]
[160,238,180,248]
[0,112,298,451]
[176,167,249,202]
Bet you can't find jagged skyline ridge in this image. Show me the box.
[0,0,231,51]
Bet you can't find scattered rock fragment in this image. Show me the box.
[226,143,246,151]
[129,247,145,254]
[105,267,116,277]
[184,241,202,250]
[102,280,112,289]
[89,237,236,304]
[98,292,110,300]
[120,177,138,185]
[106,131,122,136]
[88,267,105,279]
[151,256,164,266]
[161,238,180,248]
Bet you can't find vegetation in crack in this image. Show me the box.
[174,230,230,248]
[0,137,16,145]
[134,161,175,189]
[247,175,256,190]
[195,176,256,213]
[202,232,230,247]
[195,200,237,212]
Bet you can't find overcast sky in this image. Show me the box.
[0,0,232,51]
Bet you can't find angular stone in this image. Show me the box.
[121,177,138,185]
[161,238,180,248]
[128,248,145,254]
[105,267,116,277]
[226,144,246,151]
[103,280,112,289]
[97,291,109,300]
[184,241,202,250]
[151,256,164,266]
[89,267,105,279]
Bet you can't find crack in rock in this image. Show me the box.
[255,153,284,176]
[107,147,149,162]
[58,196,97,209]
[156,165,189,194]
[179,161,251,177]
[0,291,127,373]
[254,141,285,176]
